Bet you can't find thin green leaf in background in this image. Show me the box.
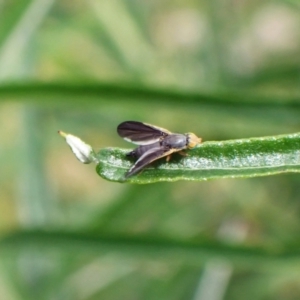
[2,230,300,270]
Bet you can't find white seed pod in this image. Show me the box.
[58,131,96,164]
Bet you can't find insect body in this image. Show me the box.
[117,121,202,178]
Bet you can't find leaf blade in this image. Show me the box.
[96,132,300,183]
[1,230,300,269]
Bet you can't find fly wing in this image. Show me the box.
[117,121,170,145]
[126,146,172,178]
[126,142,161,159]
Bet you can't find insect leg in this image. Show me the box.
[178,151,187,156]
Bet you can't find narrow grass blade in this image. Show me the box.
[1,230,300,269]
[96,132,300,183]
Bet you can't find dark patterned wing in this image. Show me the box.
[125,146,172,178]
[126,142,161,159]
[117,121,170,145]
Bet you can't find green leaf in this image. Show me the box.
[96,132,300,183]
[1,230,300,269]
[0,82,299,108]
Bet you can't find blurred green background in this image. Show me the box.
[1,0,300,299]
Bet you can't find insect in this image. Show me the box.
[117,121,202,178]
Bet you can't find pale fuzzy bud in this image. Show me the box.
[58,131,96,164]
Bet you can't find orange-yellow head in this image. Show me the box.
[187,133,202,149]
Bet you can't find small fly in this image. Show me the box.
[117,121,202,178]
